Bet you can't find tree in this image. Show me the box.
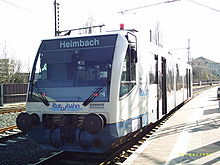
[82,15,95,34]
[0,41,28,83]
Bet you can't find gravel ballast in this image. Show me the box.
[0,135,52,165]
[0,110,52,165]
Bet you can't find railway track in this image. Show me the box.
[31,103,186,164]
[98,109,179,164]
[0,85,215,164]
[0,104,25,114]
[31,106,180,165]
[0,125,18,133]
[0,126,23,143]
[0,104,25,143]
[33,86,215,165]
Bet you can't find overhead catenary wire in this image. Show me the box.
[119,0,220,14]
[0,0,37,14]
[185,0,220,13]
[119,0,180,14]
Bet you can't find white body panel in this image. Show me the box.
[26,30,192,126]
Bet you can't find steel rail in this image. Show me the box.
[0,126,18,133]
[0,105,25,114]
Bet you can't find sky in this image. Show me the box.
[0,0,220,72]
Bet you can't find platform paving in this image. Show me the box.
[122,86,220,165]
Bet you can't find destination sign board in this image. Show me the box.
[39,34,118,51]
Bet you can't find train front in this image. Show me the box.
[16,33,127,153]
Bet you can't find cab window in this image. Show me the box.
[119,44,137,98]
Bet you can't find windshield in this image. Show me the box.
[28,34,117,102]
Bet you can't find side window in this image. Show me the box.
[150,55,158,84]
[119,44,137,98]
[167,67,174,92]
[35,53,47,81]
[176,64,180,90]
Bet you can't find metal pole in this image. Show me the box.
[0,84,3,106]
[187,39,190,63]
[54,0,57,36]
[54,0,60,36]
[150,29,152,42]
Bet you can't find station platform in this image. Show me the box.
[122,86,220,165]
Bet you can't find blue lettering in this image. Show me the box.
[59,38,100,49]
[50,103,82,111]
[65,41,70,48]
[75,104,80,109]
[94,38,99,46]
[80,40,85,47]
[59,41,66,48]
[52,103,58,108]
[72,41,79,47]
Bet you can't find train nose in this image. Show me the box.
[16,113,40,133]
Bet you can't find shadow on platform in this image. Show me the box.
[167,141,220,165]
[203,108,220,115]
[150,115,220,140]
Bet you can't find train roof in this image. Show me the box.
[38,29,192,68]
[41,30,135,42]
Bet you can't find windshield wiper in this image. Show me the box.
[82,79,110,106]
[32,83,50,106]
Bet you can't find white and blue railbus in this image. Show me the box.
[16,29,192,153]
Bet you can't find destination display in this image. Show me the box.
[40,34,118,51]
[59,38,100,49]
